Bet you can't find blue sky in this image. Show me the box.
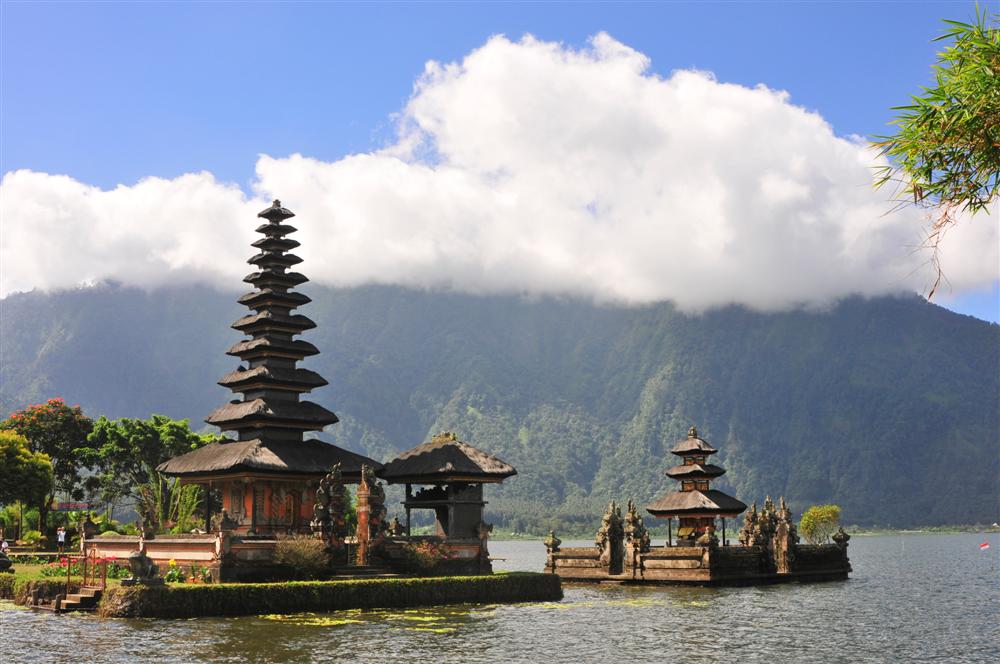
[2,1,998,322]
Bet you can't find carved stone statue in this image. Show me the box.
[623,500,651,553]
[217,510,237,532]
[477,520,494,573]
[122,550,164,586]
[696,525,719,548]
[311,463,348,556]
[81,513,99,541]
[832,527,851,549]
[544,530,562,553]
[387,517,405,537]
[739,502,758,545]
[595,501,625,574]
[772,496,799,574]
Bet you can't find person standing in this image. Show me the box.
[56,526,66,554]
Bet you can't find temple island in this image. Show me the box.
[544,427,851,585]
[77,201,519,584]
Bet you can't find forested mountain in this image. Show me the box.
[2,284,997,529]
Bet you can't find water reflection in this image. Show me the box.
[3,534,998,664]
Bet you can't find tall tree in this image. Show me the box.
[1,398,93,529]
[0,430,53,510]
[76,414,219,524]
[873,7,1000,296]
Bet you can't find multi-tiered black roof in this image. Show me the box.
[159,200,378,479]
[646,427,747,518]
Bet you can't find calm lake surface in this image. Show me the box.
[2,533,998,663]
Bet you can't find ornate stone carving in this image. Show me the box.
[81,513,99,540]
[696,526,720,548]
[122,550,164,586]
[773,496,798,574]
[832,527,851,549]
[544,530,562,553]
[355,464,387,566]
[624,500,651,553]
[387,517,405,537]
[595,501,625,574]
[739,502,758,545]
[311,463,348,555]
[217,509,238,532]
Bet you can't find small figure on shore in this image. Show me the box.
[56,526,67,553]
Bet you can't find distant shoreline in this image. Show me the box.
[490,525,1000,541]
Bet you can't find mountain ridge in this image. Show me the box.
[2,283,997,529]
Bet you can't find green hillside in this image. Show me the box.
[2,284,997,529]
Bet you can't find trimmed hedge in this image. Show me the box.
[0,574,13,599]
[8,578,80,603]
[98,572,562,618]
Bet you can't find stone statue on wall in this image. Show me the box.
[311,463,348,556]
[122,550,164,586]
[624,500,651,553]
[739,502,759,545]
[544,530,562,573]
[832,527,851,550]
[595,501,625,574]
[772,496,799,574]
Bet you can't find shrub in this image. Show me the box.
[395,540,453,573]
[0,574,14,599]
[273,535,329,580]
[163,559,186,583]
[22,530,44,547]
[800,504,842,544]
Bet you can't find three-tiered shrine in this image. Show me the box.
[646,426,747,544]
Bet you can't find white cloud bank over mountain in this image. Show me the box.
[2,33,997,311]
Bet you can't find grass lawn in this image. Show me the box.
[11,564,124,585]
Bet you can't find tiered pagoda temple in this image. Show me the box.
[544,425,852,585]
[158,200,379,536]
[646,426,747,545]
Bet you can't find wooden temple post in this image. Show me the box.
[667,518,672,547]
[722,518,726,546]
[355,468,371,566]
[405,484,412,537]
[203,482,212,533]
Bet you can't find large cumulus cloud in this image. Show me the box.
[2,33,996,310]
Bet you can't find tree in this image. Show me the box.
[1,398,93,529]
[0,430,53,509]
[75,414,220,523]
[799,504,842,544]
[873,7,1000,296]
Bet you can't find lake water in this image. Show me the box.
[2,533,998,663]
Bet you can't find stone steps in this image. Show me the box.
[30,587,102,614]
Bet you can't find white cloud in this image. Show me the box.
[2,33,997,311]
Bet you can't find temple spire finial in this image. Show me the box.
[688,425,698,438]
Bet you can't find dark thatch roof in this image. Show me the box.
[670,426,718,456]
[243,270,308,288]
[237,289,311,310]
[646,490,747,517]
[227,337,319,359]
[379,432,517,484]
[664,464,726,479]
[232,311,316,334]
[257,200,295,223]
[205,398,338,429]
[217,366,327,391]
[157,437,379,478]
